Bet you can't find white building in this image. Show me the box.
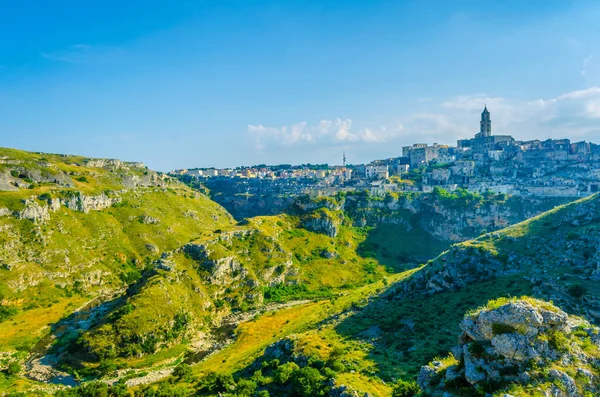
[365,165,389,180]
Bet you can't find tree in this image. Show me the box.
[172,363,192,380]
[392,380,420,397]
[6,362,21,376]
[201,372,235,394]
[290,366,326,397]
[568,283,587,298]
[273,362,299,384]
[235,379,257,396]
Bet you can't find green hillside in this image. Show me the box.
[0,148,401,394]
[2,147,598,397]
[130,193,598,397]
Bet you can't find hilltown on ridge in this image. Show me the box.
[172,107,600,198]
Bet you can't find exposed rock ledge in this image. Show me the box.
[13,193,122,223]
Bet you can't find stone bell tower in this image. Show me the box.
[480,106,491,137]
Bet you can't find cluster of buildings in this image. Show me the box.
[396,107,600,197]
[172,107,600,198]
[171,165,353,182]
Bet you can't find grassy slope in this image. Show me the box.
[323,194,600,385]
[71,214,398,373]
[0,148,233,353]
[1,147,591,396]
[1,148,414,394]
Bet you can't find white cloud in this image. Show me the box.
[554,86,600,101]
[247,118,403,150]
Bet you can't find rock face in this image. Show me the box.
[418,298,600,397]
[300,209,341,237]
[384,194,600,325]
[63,193,121,214]
[18,199,50,223]
[181,229,299,289]
[294,192,568,243]
[0,171,20,191]
[85,158,146,170]
[9,193,122,224]
[121,173,166,189]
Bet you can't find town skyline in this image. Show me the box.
[174,105,596,170]
[175,105,600,205]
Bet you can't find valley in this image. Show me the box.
[1,148,599,397]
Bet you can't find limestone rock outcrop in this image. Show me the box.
[18,199,50,223]
[418,298,600,397]
[0,171,20,191]
[300,209,341,238]
[63,192,121,213]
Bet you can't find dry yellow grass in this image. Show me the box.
[0,297,86,350]
[336,373,393,397]
[193,269,415,376]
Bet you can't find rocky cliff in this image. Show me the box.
[388,193,600,322]
[294,190,570,243]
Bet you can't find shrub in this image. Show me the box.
[172,311,191,333]
[548,330,570,353]
[273,362,299,384]
[56,381,109,397]
[6,362,21,376]
[119,269,141,284]
[97,360,118,375]
[201,372,235,394]
[491,323,517,335]
[468,341,486,357]
[0,305,18,323]
[328,359,346,373]
[235,379,257,397]
[38,193,52,201]
[290,366,326,397]
[392,380,420,397]
[172,363,192,380]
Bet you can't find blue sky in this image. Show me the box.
[1,0,600,171]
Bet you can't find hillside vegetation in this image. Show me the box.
[158,192,600,397]
[0,148,403,393]
[290,188,568,269]
[2,147,598,397]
